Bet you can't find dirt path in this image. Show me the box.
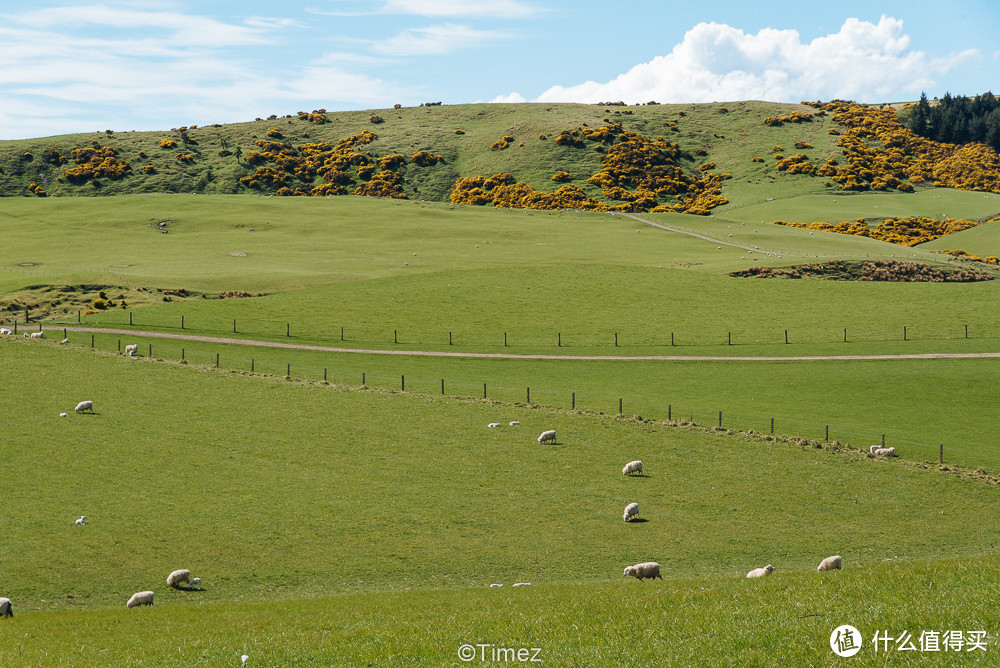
[617,212,807,257]
[43,326,1000,362]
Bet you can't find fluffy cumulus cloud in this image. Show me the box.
[534,16,977,104]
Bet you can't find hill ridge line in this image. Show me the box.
[39,326,1000,362]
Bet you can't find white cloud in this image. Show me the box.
[532,16,978,104]
[310,0,540,18]
[491,91,527,103]
[373,23,509,56]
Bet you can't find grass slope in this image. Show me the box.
[2,340,1000,664]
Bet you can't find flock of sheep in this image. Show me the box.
[126,569,202,609]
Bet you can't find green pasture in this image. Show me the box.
[2,340,1000,665]
[3,555,999,666]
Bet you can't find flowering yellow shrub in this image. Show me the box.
[159,138,177,149]
[775,216,978,246]
[176,153,194,163]
[551,171,572,182]
[64,146,131,183]
[412,150,442,166]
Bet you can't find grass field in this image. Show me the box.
[3,339,1000,665]
[3,99,1000,664]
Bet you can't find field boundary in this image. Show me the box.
[38,326,1000,362]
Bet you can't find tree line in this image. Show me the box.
[902,92,1000,150]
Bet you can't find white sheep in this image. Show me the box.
[487,423,500,428]
[124,344,138,357]
[126,590,154,608]
[189,577,202,590]
[817,555,842,572]
[167,569,191,588]
[75,400,94,414]
[509,421,519,426]
[0,597,11,617]
[512,582,531,586]
[537,430,556,444]
[27,331,44,339]
[75,515,86,525]
[622,460,643,476]
[623,562,662,581]
[746,564,776,578]
[0,328,10,335]
[623,502,639,522]
[869,446,896,457]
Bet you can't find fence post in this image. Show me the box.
[965,324,969,339]
[671,332,675,346]
[728,332,731,345]
[825,425,829,441]
[402,375,405,391]
[844,328,847,343]
[233,319,237,333]
[363,372,366,386]
[118,339,121,352]
[940,443,944,464]
[129,312,133,326]
[78,310,81,323]
[216,353,220,368]
[181,315,184,329]
[286,323,290,337]
[668,404,671,420]
[903,326,907,341]
[91,334,94,348]
[558,332,561,347]
[619,398,623,415]
[341,326,344,341]
[449,332,452,346]
[718,411,722,428]
[882,433,886,447]
[63,328,67,339]
[394,329,397,344]
[441,378,445,395]
[148,343,152,357]
[784,329,788,344]
[770,417,774,434]
[615,332,618,347]
[286,363,290,377]
[251,358,255,373]
[572,392,575,410]
[182,348,185,361]
[504,332,507,347]
[324,368,327,382]
[483,383,487,399]
[527,387,530,403]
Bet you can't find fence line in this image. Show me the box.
[46,328,975,471]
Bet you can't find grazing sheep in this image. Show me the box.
[623,562,662,581]
[509,421,519,426]
[75,516,86,525]
[512,582,531,587]
[0,597,11,617]
[489,583,503,587]
[75,400,94,414]
[167,569,191,588]
[869,446,896,457]
[60,412,67,417]
[487,423,500,428]
[27,331,44,339]
[0,328,10,335]
[60,338,69,344]
[746,564,776,579]
[124,344,138,357]
[623,502,639,522]
[126,591,154,608]
[189,577,202,590]
[817,555,842,572]
[622,460,643,476]
[537,430,556,444]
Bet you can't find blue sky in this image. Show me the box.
[0,0,997,139]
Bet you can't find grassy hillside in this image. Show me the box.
[0,101,845,204]
[3,339,1000,665]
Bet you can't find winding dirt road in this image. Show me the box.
[40,326,1000,362]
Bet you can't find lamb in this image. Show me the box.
[623,562,662,581]
[622,460,643,476]
[167,569,191,588]
[509,421,519,426]
[75,400,94,414]
[623,502,639,522]
[487,423,500,428]
[869,446,896,457]
[126,591,154,608]
[75,515,86,525]
[746,564,776,578]
[0,328,10,335]
[537,430,556,444]
[0,597,11,617]
[189,577,202,590]
[124,344,138,357]
[817,555,842,572]
[26,331,44,338]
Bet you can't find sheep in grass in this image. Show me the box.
[124,344,138,357]
[126,591,154,608]
[75,400,94,414]
[622,460,642,476]
[167,569,191,588]
[537,430,556,444]
[817,555,842,572]
[746,565,775,579]
[0,328,10,335]
[869,446,896,457]
[26,331,44,339]
[75,515,86,525]
[0,597,12,618]
[189,577,202,590]
[623,562,662,581]
[623,502,639,522]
